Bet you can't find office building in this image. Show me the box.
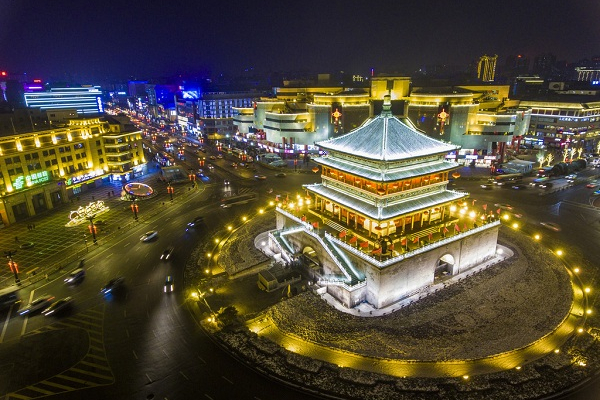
[477,55,498,82]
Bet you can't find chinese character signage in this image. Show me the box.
[12,171,50,190]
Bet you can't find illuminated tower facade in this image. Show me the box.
[477,55,498,82]
[269,96,501,309]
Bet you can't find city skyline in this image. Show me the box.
[2,0,599,82]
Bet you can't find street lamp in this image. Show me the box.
[4,250,20,284]
[88,215,97,244]
[167,182,174,201]
[131,197,139,220]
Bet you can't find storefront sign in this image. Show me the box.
[12,171,50,190]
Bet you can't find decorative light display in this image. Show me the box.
[66,200,110,226]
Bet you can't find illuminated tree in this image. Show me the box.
[562,148,569,163]
[537,152,546,168]
[577,147,584,159]
[545,153,554,167]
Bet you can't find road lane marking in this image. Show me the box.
[162,349,169,358]
[179,371,189,380]
[197,356,206,364]
[20,316,28,336]
[204,394,214,400]
[133,350,138,359]
[40,380,75,390]
[146,373,153,383]
[0,305,13,342]
[221,376,233,384]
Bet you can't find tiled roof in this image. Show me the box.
[317,113,459,161]
[304,183,468,220]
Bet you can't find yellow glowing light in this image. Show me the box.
[59,169,65,176]
[269,201,274,206]
[578,327,584,333]
[207,253,212,258]
[204,269,210,274]
[584,287,591,293]
[191,292,199,299]
[512,222,519,229]
[227,226,233,231]
[15,140,22,151]
[277,203,282,208]
[462,375,469,380]
[554,349,560,354]
[469,211,476,218]
[556,250,563,256]
[574,267,580,273]
[67,132,72,141]
[502,214,510,221]
[34,137,41,147]
[259,209,264,214]
[6,185,13,193]
[87,161,94,168]
[242,216,247,221]
[450,205,457,212]
[459,208,466,215]
[534,234,541,240]
[209,288,214,293]
[515,366,522,370]
[586,309,592,315]
[51,135,57,144]
[214,239,219,244]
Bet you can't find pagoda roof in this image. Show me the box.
[316,156,459,182]
[305,183,467,220]
[316,99,459,161]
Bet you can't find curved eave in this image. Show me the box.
[315,156,460,182]
[305,183,468,220]
[317,114,460,162]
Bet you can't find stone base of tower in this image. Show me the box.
[271,208,501,310]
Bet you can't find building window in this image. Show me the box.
[45,160,51,167]
[97,149,103,155]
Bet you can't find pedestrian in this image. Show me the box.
[92,195,95,200]
[14,236,19,243]
[112,190,115,196]
[108,191,111,198]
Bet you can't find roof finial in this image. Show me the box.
[382,93,392,116]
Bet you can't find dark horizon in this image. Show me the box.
[1,0,599,82]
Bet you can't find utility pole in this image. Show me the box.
[4,250,20,284]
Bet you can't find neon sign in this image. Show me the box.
[12,171,50,190]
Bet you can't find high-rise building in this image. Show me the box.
[24,86,104,115]
[477,55,498,82]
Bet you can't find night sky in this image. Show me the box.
[1,0,599,81]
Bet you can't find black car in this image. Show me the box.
[160,246,174,260]
[100,277,125,295]
[64,268,85,284]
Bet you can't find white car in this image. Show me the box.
[42,297,74,316]
[140,231,158,242]
[494,203,513,211]
[540,222,561,232]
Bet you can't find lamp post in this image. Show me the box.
[167,182,174,201]
[4,250,20,284]
[131,197,139,220]
[88,215,97,244]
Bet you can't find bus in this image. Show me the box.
[220,193,257,208]
[493,173,523,186]
[0,286,19,310]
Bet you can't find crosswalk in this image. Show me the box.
[6,305,113,399]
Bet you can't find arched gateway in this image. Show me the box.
[268,95,500,310]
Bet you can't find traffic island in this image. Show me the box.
[206,225,600,399]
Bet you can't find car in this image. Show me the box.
[494,203,513,211]
[540,221,561,232]
[224,179,230,185]
[566,174,577,181]
[140,231,158,242]
[231,162,238,168]
[216,154,223,159]
[480,183,492,190]
[275,172,287,178]
[19,242,35,249]
[511,184,527,190]
[586,181,598,188]
[42,297,73,316]
[160,246,174,260]
[187,216,204,228]
[164,276,174,293]
[209,156,216,160]
[539,182,553,189]
[254,175,267,180]
[101,277,125,294]
[64,268,85,284]
[19,295,55,316]
[593,189,600,196]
